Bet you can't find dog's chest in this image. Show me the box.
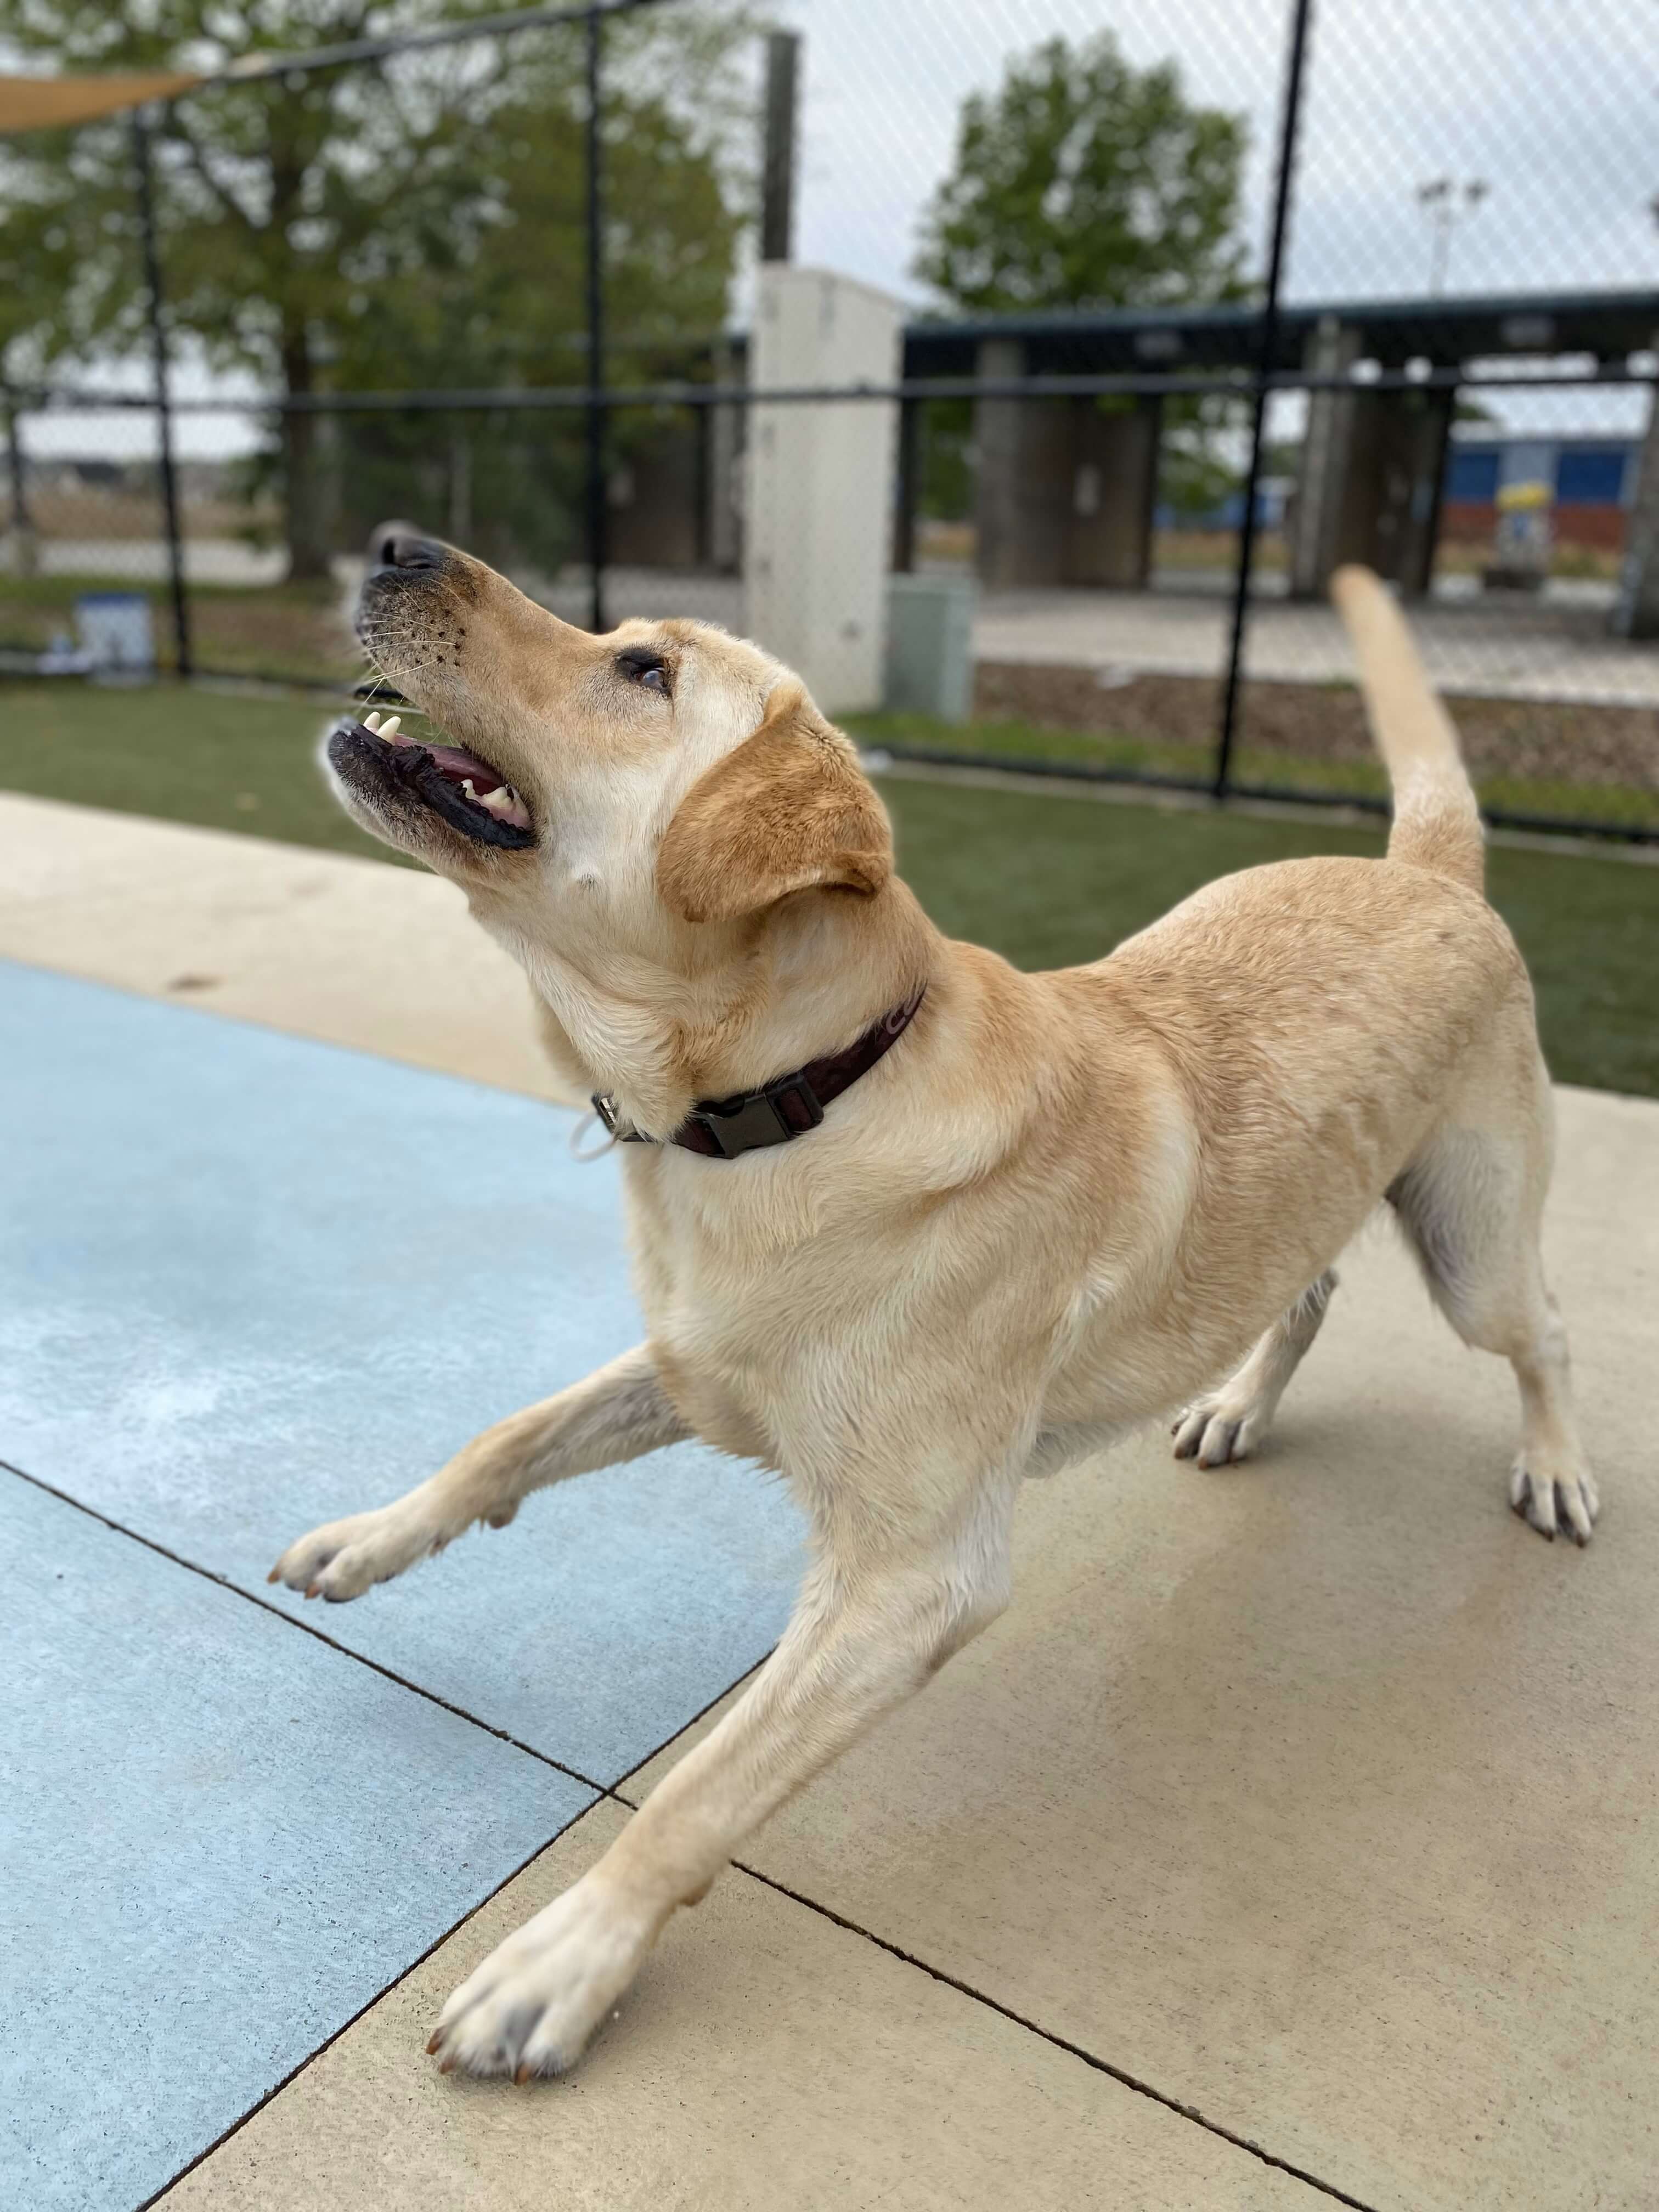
[624,1163,968,1466]
[624,1181,827,1461]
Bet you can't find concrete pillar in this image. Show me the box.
[1344,387,1455,599]
[743,266,901,711]
[703,336,743,574]
[605,421,702,569]
[974,338,1070,588]
[1613,372,1659,640]
[1066,397,1160,588]
[1289,318,1362,599]
[1290,320,1452,601]
[974,343,1159,590]
[1387,386,1455,600]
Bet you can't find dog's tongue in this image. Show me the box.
[360,713,525,819]
[365,714,504,792]
[424,742,506,796]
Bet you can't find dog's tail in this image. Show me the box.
[1330,563,1483,891]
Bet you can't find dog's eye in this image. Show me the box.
[617,648,669,693]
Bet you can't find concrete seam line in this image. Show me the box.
[0,1455,608,1793]
[8,1456,1379,2209]
[128,1803,600,2211]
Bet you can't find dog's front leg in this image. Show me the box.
[269,1344,686,1601]
[427,1471,1020,2079]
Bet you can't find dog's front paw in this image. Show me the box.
[1510,1453,1600,1545]
[1172,1392,1270,1468]
[267,1501,449,1601]
[428,1874,658,2079]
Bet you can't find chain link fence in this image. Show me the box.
[3,0,1656,839]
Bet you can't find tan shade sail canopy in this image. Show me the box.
[0,71,204,136]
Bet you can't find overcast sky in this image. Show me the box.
[778,0,1658,308]
[30,0,1659,458]
[772,0,1658,439]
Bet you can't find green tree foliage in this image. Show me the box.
[912,32,1249,529]
[0,2,751,577]
[915,32,1248,314]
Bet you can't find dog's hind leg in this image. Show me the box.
[269,1344,687,1600]
[1387,1043,1599,1543]
[1172,1269,1338,1468]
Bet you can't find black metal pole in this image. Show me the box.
[131,106,193,679]
[584,2,607,633]
[1214,0,1314,798]
[892,397,921,573]
[4,397,33,554]
[760,31,800,264]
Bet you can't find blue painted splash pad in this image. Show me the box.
[0,961,802,1783]
[2,1470,594,2212]
[0,959,804,2208]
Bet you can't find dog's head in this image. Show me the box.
[329,525,892,949]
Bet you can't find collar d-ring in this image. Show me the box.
[568,1107,619,1163]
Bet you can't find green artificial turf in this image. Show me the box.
[881,775,1659,1099]
[4,676,1656,1097]
[0,572,355,684]
[0,678,409,866]
[845,709,1659,834]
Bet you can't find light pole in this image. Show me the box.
[1417,177,1489,297]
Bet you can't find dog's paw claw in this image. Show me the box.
[269,1505,445,1603]
[1172,1398,1263,1469]
[1509,1458,1599,1545]
[428,1875,654,2081]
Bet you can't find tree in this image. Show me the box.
[915,32,1248,313]
[0,139,84,572]
[0,2,751,579]
[315,74,748,578]
[911,33,1249,537]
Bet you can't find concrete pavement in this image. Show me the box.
[2,793,1653,2212]
[12,560,1656,703]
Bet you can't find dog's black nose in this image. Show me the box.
[367,520,446,575]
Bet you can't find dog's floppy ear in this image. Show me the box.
[657,681,893,924]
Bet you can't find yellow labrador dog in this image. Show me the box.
[272,536,1597,2080]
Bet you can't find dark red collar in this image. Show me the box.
[592,986,927,1161]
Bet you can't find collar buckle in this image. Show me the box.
[592,985,923,1163]
[690,1073,824,1159]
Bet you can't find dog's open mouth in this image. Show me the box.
[329,712,536,850]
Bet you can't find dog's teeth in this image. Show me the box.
[460,777,478,800]
[379,715,403,742]
[363,710,382,732]
[476,785,515,817]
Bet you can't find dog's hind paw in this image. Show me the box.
[1171,1394,1270,1469]
[1509,1455,1600,1545]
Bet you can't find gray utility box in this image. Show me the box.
[883,573,977,723]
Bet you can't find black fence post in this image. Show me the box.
[1214,0,1314,798]
[584,2,608,634]
[3,397,33,562]
[131,105,193,680]
[760,31,800,264]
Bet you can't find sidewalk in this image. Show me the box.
[3,795,1655,2211]
[529,568,1659,707]
[12,559,1657,705]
